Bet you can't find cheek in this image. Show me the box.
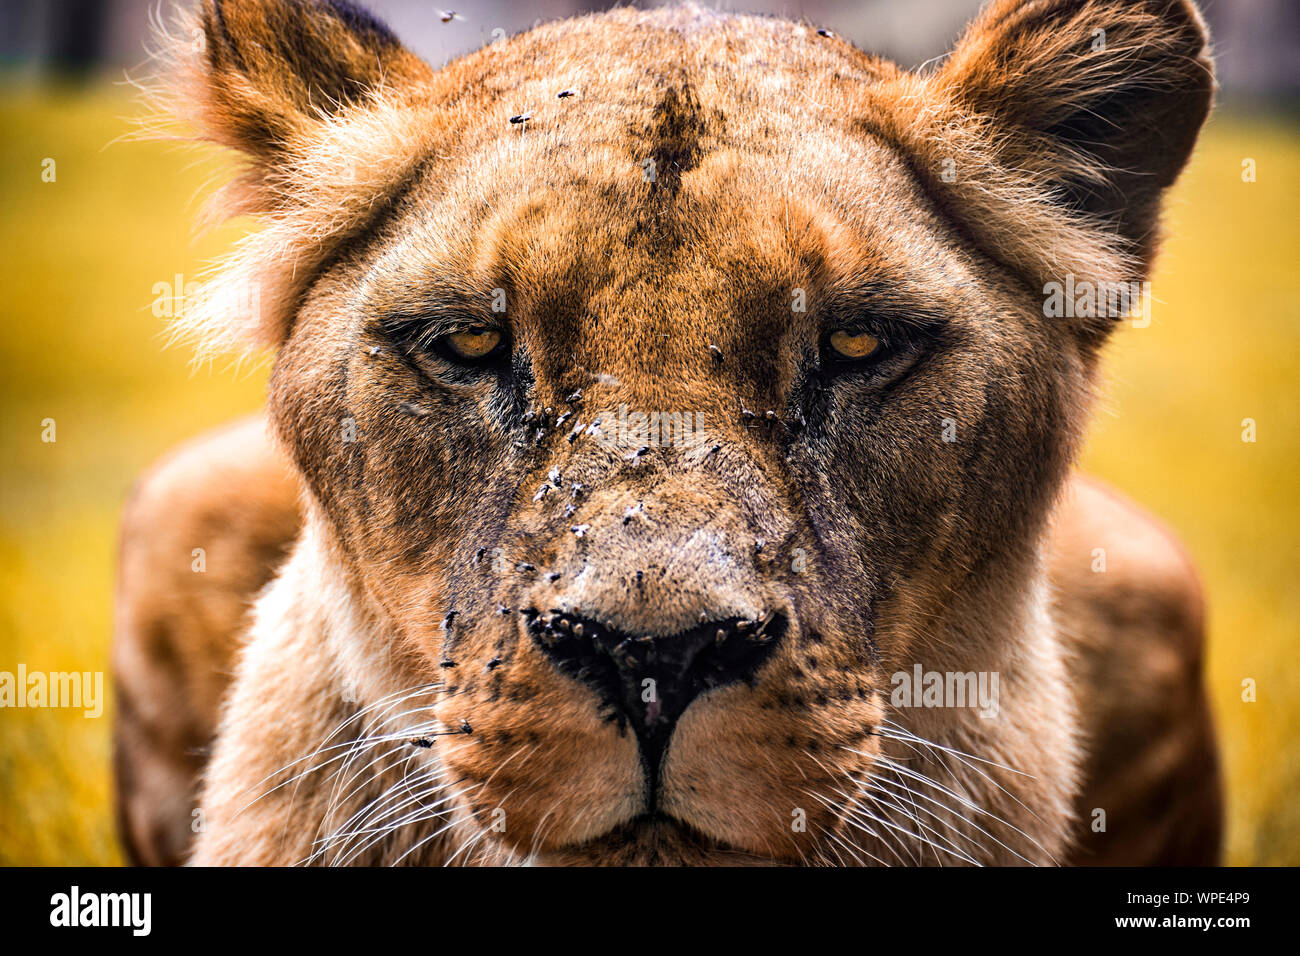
[659,654,884,858]
[271,333,502,568]
[432,651,644,850]
[790,375,981,584]
[268,324,353,511]
[808,339,1072,579]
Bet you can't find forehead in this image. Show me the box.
[353,10,975,341]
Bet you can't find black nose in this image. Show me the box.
[526,609,785,766]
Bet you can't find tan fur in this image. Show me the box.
[115,415,299,865]
[117,423,1220,865]
[115,0,1220,865]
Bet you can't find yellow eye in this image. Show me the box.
[443,328,503,361]
[828,330,881,360]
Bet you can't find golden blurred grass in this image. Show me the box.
[0,82,266,866]
[0,82,1296,865]
[1079,110,1300,866]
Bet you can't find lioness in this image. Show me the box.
[115,0,1222,866]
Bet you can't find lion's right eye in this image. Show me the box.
[432,327,508,365]
[827,330,881,360]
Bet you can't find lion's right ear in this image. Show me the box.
[150,0,438,354]
[191,0,431,169]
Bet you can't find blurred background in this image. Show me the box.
[0,0,1296,865]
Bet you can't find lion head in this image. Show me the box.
[168,0,1211,865]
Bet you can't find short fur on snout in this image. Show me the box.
[114,0,1221,866]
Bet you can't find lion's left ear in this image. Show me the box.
[937,0,1213,265]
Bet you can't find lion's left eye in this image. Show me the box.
[437,328,506,363]
[827,330,881,361]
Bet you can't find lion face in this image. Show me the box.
[269,85,1083,864]
[179,0,1211,864]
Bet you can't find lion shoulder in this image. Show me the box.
[1047,473,1221,865]
[114,414,299,864]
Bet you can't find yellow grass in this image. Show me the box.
[0,82,1296,865]
[1079,111,1300,865]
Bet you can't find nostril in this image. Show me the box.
[525,608,786,771]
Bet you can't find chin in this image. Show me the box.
[531,816,786,867]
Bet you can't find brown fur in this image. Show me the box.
[115,0,1220,865]
[1051,477,1221,864]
